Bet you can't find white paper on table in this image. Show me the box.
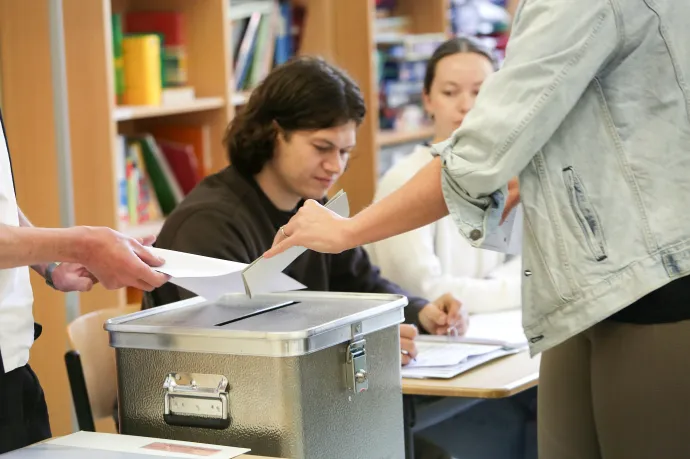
[464,309,527,348]
[404,341,502,368]
[401,346,522,379]
[479,204,523,255]
[46,431,249,458]
[147,190,350,300]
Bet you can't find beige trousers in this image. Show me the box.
[538,319,690,459]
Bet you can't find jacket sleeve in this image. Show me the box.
[433,0,621,247]
[329,247,430,330]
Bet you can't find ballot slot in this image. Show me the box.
[126,296,298,330]
[214,300,300,327]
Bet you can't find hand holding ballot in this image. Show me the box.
[146,190,351,300]
[77,228,169,291]
[265,165,522,259]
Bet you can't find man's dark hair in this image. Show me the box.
[423,36,498,95]
[224,56,366,176]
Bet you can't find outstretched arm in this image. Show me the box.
[1,210,168,292]
[0,219,82,270]
[348,157,449,248]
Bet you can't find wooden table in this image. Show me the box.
[400,351,541,459]
[403,351,541,398]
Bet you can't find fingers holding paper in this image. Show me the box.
[267,199,352,257]
[79,228,170,292]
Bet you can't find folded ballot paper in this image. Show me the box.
[3,431,249,458]
[479,203,523,255]
[147,190,349,300]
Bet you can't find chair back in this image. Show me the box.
[66,305,138,428]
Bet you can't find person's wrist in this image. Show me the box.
[44,261,60,290]
[65,226,98,265]
[342,217,363,249]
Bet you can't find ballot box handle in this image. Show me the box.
[163,372,231,430]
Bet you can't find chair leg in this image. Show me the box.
[64,350,96,432]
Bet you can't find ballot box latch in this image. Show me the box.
[346,335,368,395]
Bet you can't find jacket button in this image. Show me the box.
[469,229,482,241]
[524,270,532,277]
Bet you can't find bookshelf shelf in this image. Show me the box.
[113,97,226,121]
[377,126,435,147]
[231,90,252,106]
[119,218,166,239]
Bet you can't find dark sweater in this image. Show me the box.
[147,166,429,327]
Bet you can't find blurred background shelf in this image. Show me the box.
[113,97,226,121]
[377,126,435,147]
[119,218,165,239]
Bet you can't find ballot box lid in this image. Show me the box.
[104,291,407,357]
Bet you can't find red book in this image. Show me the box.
[156,139,201,195]
[124,11,186,46]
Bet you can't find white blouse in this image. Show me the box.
[365,145,522,314]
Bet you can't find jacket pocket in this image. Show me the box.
[562,166,608,262]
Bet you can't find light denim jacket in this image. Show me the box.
[432,0,690,356]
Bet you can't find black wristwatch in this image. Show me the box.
[44,262,60,290]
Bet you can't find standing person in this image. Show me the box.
[368,36,522,314]
[266,0,690,457]
[0,108,169,453]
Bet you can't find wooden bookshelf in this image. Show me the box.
[113,96,226,121]
[120,218,166,239]
[231,90,252,106]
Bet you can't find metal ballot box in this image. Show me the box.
[105,291,407,459]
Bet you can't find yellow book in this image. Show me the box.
[122,34,162,105]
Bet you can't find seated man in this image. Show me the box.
[144,56,465,459]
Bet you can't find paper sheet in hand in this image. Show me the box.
[5,431,249,458]
[479,204,523,255]
[241,189,350,296]
[147,246,305,301]
[148,190,349,300]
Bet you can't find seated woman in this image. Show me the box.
[367,36,522,315]
[366,37,536,459]
[144,56,464,459]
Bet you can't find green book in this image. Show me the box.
[111,14,125,104]
[131,134,184,215]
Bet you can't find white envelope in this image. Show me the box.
[148,190,350,300]
[479,204,523,255]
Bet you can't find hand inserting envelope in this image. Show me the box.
[147,190,350,300]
